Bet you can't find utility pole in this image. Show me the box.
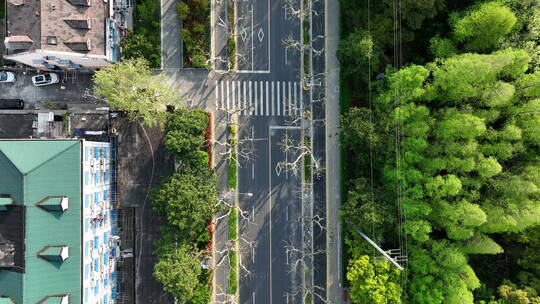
[357,231,405,271]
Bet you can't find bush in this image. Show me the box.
[121,0,161,67]
[178,0,210,68]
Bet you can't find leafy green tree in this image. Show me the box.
[452,2,517,52]
[153,243,203,302]
[347,255,402,304]
[120,33,160,66]
[164,109,209,160]
[429,37,457,59]
[151,167,217,243]
[338,30,379,78]
[93,58,182,126]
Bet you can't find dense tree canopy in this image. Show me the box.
[347,255,402,304]
[151,167,216,244]
[341,47,540,304]
[452,2,517,52]
[164,109,209,161]
[154,243,203,301]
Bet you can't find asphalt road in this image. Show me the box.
[209,0,330,302]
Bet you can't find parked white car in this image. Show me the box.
[32,73,59,87]
[0,71,16,83]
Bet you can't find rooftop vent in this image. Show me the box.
[64,15,91,29]
[0,195,14,211]
[0,296,16,304]
[4,35,34,51]
[64,38,91,52]
[36,196,69,212]
[47,36,57,45]
[66,0,91,6]
[37,246,69,262]
[36,294,69,304]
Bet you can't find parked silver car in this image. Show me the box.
[32,73,59,87]
[0,71,16,83]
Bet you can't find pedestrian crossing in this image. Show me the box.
[215,80,302,116]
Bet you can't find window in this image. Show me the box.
[84,171,89,186]
[94,172,99,184]
[103,231,108,244]
[85,147,89,161]
[94,147,99,160]
[103,190,108,201]
[84,195,89,209]
[94,236,99,249]
[84,264,89,279]
[104,171,109,183]
[84,219,89,233]
[94,192,99,204]
[103,147,108,159]
[84,287,89,303]
[85,241,89,256]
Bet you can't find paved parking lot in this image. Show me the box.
[0,67,98,104]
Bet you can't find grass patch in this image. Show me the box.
[228,250,237,293]
[228,153,238,189]
[228,207,238,240]
[177,0,211,68]
[303,19,310,45]
[304,136,311,182]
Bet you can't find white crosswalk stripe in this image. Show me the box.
[214,80,301,116]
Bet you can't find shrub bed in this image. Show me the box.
[177,0,210,68]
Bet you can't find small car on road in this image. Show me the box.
[32,73,59,87]
[0,99,24,109]
[0,71,16,83]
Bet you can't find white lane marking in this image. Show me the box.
[232,81,236,110]
[294,82,298,115]
[276,81,280,117]
[252,246,255,263]
[252,164,255,179]
[277,81,281,116]
[243,81,247,115]
[253,292,256,304]
[285,47,289,65]
[254,80,259,115]
[294,82,304,113]
[226,81,230,110]
[249,81,253,115]
[215,81,219,108]
[286,205,289,221]
[286,248,289,264]
[236,70,271,74]
[271,81,275,117]
[259,81,264,116]
[221,81,225,111]
[288,81,292,117]
[282,81,287,117]
[265,81,270,117]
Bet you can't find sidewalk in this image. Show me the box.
[325,0,343,302]
[161,0,182,69]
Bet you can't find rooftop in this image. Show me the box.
[6,0,107,55]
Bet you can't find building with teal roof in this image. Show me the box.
[0,140,118,304]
